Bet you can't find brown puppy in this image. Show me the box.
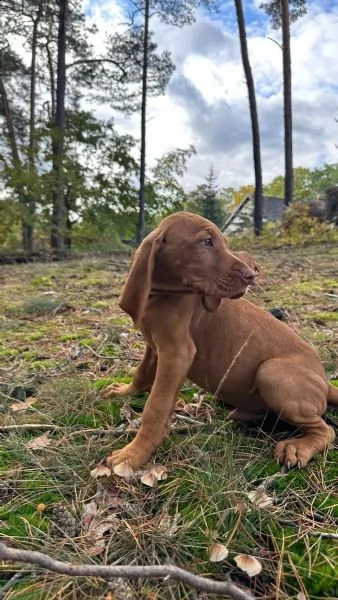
[102,212,338,470]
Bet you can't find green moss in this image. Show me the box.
[31,275,54,289]
[101,344,119,357]
[22,296,60,316]
[22,349,43,360]
[92,300,109,309]
[79,337,98,345]
[273,526,338,597]
[0,348,19,358]
[29,359,62,371]
[110,314,131,326]
[309,311,338,322]
[59,333,81,342]
[27,331,46,341]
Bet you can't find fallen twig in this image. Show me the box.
[0,543,255,599]
[0,569,26,598]
[0,424,61,432]
[0,424,126,437]
[306,531,338,539]
[174,414,204,425]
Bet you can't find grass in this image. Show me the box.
[0,245,337,599]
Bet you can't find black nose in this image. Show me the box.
[234,266,256,284]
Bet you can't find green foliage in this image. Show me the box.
[264,164,338,200]
[229,204,338,250]
[260,0,307,29]
[185,165,224,226]
[0,197,22,249]
[148,145,196,219]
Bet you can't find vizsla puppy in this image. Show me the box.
[102,212,338,470]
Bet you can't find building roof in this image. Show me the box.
[221,195,284,233]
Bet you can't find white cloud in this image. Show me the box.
[91,0,337,190]
[9,0,338,192]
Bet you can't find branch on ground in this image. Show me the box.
[0,543,255,599]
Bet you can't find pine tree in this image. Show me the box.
[186,166,224,227]
[260,0,307,207]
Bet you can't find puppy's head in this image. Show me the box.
[119,212,257,324]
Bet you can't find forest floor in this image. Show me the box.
[0,241,338,599]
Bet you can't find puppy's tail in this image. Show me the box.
[328,383,338,408]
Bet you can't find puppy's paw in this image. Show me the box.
[100,382,133,399]
[274,439,311,469]
[106,440,153,470]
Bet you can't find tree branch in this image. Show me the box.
[65,58,127,82]
[0,543,255,599]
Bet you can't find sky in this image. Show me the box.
[81,0,338,191]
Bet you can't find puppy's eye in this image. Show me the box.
[201,238,213,247]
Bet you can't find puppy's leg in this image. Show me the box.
[106,338,196,469]
[228,408,267,423]
[101,344,157,399]
[256,359,335,468]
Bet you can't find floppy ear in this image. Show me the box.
[119,230,164,326]
[203,296,222,312]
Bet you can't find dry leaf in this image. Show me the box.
[86,541,106,556]
[157,508,179,537]
[90,465,111,479]
[82,500,98,527]
[297,593,308,600]
[11,398,36,412]
[90,516,119,539]
[247,490,273,509]
[86,516,120,556]
[113,461,134,478]
[234,554,262,577]
[140,472,157,487]
[5,463,23,478]
[120,404,132,421]
[25,432,51,450]
[126,417,141,432]
[209,543,229,562]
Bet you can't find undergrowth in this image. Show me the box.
[0,245,337,599]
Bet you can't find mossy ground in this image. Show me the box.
[0,245,337,599]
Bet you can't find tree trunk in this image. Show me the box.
[234,0,263,235]
[0,76,20,166]
[25,0,43,255]
[51,0,68,253]
[0,74,30,251]
[281,0,293,207]
[46,33,56,120]
[136,0,150,244]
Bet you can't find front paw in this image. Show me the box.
[106,439,154,470]
[101,382,133,399]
